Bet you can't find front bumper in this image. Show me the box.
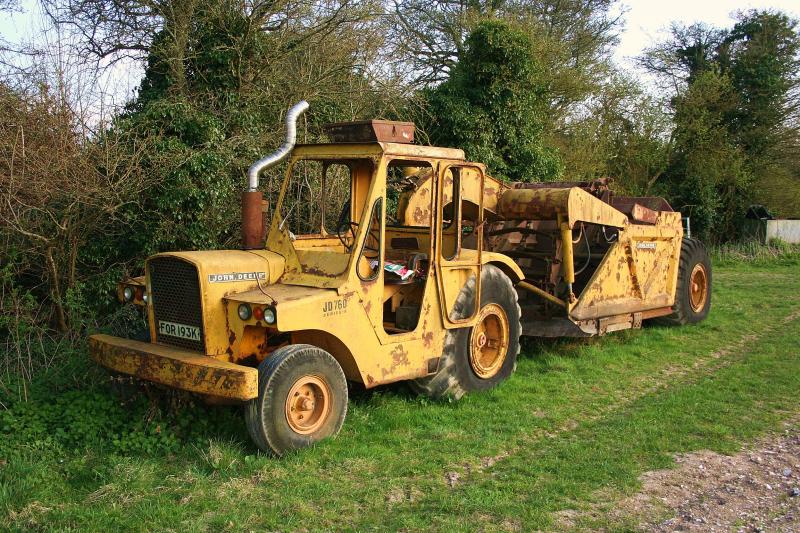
[89,334,258,401]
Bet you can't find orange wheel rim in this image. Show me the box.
[469,303,510,379]
[689,263,708,313]
[285,375,331,435]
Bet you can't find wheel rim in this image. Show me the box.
[469,303,510,379]
[285,375,331,435]
[688,263,708,313]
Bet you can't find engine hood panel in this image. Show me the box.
[145,249,286,356]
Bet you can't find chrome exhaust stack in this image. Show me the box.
[242,100,310,249]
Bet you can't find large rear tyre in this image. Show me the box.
[244,344,348,456]
[411,265,521,400]
[656,237,712,326]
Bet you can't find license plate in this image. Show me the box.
[158,320,201,341]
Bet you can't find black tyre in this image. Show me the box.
[244,344,348,456]
[656,237,712,326]
[411,265,521,399]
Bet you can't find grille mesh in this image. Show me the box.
[148,257,206,352]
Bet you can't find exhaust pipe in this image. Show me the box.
[242,100,310,249]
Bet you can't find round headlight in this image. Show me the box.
[123,286,134,302]
[237,303,252,321]
[263,308,276,325]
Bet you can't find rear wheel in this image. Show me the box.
[244,344,348,455]
[411,265,521,399]
[656,237,712,326]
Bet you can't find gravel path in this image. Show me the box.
[613,420,800,532]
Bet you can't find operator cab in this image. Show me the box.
[265,120,475,335]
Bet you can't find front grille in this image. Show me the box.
[148,257,206,352]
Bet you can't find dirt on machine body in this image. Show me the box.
[89,102,711,455]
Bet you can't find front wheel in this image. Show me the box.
[411,265,522,399]
[244,344,348,456]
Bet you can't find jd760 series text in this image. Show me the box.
[90,102,711,455]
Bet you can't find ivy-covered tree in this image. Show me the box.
[421,20,562,182]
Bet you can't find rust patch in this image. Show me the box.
[366,374,376,386]
[302,265,337,278]
[423,331,434,348]
[88,334,257,400]
[360,278,375,293]
[381,344,410,378]
[364,300,372,315]
[391,345,409,366]
[413,206,430,224]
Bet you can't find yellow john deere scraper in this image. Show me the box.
[90,102,711,455]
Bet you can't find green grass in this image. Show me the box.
[1,262,799,531]
[710,239,800,266]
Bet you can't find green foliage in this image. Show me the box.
[421,20,563,182]
[0,387,239,458]
[662,70,752,240]
[557,74,672,191]
[721,11,800,162]
[1,262,799,530]
[644,10,800,240]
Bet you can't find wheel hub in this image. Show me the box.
[688,263,708,313]
[469,303,510,379]
[477,332,487,348]
[285,375,331,435]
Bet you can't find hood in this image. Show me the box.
[145,249,286,356]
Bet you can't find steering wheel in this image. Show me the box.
[336,201,359,251]
[336,201,356,251]
[336,200,381,258]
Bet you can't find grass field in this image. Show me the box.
[1,257,799,531]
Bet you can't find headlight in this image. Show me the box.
[123,287,134,302]
[237,303,252,321]
[263,308,276,324]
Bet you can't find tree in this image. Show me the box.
[663,70,752,239]
[420,20,562,182]
[721,10,800,163]
[639,23,726,92]
[556,74,672,193]
[389,0,622,91]
[641,10,800,238]
[73,0,407,292]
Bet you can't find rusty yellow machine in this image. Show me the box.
[89,101,711,455]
